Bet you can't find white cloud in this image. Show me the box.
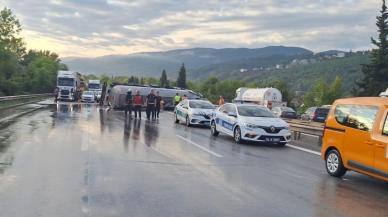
[0,0,382,57]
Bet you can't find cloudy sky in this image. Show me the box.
[0,0,382,57]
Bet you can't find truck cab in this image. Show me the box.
[88,80,102,102]
[57,71,81,101]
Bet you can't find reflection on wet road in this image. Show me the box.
[0,104,387,217]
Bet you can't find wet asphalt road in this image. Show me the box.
[0,104,388,217]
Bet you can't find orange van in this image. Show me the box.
[321,97,388,181]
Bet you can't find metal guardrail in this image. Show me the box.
[0,93,52,102]
[0,93,53,110]
[285,119,324,146]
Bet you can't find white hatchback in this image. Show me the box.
[210,103,291,145]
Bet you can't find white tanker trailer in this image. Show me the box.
[234,87,286,109]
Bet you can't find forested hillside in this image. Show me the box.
[192,52,369,94]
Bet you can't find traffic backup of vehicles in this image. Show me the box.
[322,97,388,181]
[88,80,102,101]
[57,70,81,101]
[301,107,330,123]
[174,99,215,126]
[210,103,291,145]
[272,107,297,119]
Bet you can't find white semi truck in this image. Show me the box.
[234,87,286,109]
[88,80,102,101]
[57,70,81,101]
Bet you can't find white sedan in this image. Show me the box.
[210,103,291,145]
[81,91,95,103]
[174,99,215,127]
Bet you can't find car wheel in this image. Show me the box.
[211,121,219,136]
[234,126,243,144]
[174,113,179,123]
[186,116,191,127]
[325,149,347,177]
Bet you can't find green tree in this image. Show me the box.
[27,56,59,93]
[328,76,343,101]
[160,69,168,87]
[0,46,19,95]
[303,77,343,109]
[177,63,186,88]
[128,76,139,84]
[357,0,388,96]
[0,7,26,59]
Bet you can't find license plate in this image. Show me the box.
[265,137,280,142]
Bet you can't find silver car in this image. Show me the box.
[81,91,95,103]
[174,99,215,127]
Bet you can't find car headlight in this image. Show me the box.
[284,126,290,130]
[244,123,260,129]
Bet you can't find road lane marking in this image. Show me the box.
[300,133,319,138]
[176,135,223,158]
[286,144,321,156]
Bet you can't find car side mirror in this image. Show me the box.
[228,112,237,117]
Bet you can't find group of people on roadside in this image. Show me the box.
[125,89,163,120]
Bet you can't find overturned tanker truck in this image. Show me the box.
[108,84,202,110]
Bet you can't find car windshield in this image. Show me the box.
[316,108,329,115]
[238,106,275,117]
[189,101,215,109]
[282,107,295,112]
[58,78,74,86]
[88,83,100,89]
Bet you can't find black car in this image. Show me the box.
[272,107,297,119]
[301,106,330,122]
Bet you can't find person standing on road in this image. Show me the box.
[218,95,225,106]
[125,89,133,117]
[133,90,142,119]
[54,87,59,103]
[174,93,181,106]
[146,89,156,120]
[154,91,162,119]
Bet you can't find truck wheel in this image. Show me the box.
[325,149,347,177]
[211,121,219,136]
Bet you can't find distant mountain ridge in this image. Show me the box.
[62,46,314,77]
[62,46,367,93]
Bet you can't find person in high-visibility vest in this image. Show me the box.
[174,93,181,106]
[218,95,225,106]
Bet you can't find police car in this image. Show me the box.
[174,99,215,127]
[210,103,291,145]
